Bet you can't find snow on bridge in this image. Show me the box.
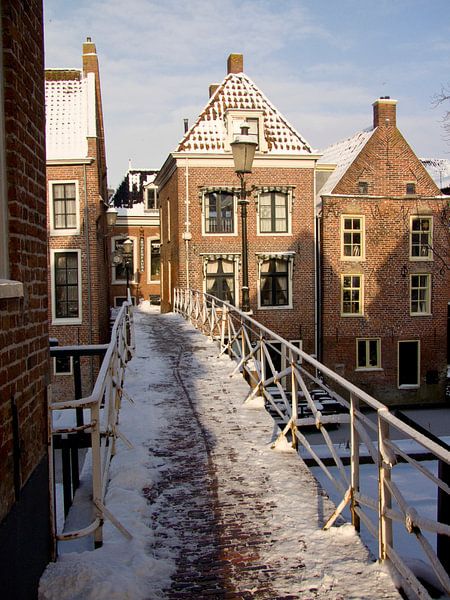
[40,303,400,599]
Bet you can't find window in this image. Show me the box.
[259,192,288,233]
[204,191,235,234]
[259,257,291,308]
[145,185,158,210]
[148,239,161,282]
[342,216,364,259]
[410,274,431,314]
[50,181,79,234]
[111,237,136,284]
[54,356,73,376]
[114,296,136,307]
[51,250,81,324]
[406,182,416,195]
[356,339,381,369]
[205,258,235,304]
[398,340,420,387]
[358,181,368,195]
[232,117,259,146]
[410,217,432,260]
[341,274,363,315]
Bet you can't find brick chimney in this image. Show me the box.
[227,53,243,74]
[209,84,219,98]
[373,97,397,128]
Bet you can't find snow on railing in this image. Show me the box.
[48,298,135,554]
[174,288,450,600]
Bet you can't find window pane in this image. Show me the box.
[357,340,366,367]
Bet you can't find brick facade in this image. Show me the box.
[46,41,110,400]
[320,99,449,404]
[0,1,51,594]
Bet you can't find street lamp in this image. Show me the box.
[230,125,257,312]
[106,206,118,227]
[122,238,133,294]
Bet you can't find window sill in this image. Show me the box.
[0,279,24,299]
[398,384,420,390]
[410,312,432,317]
[257,304,293,311]
[355,367,383,372]
[51,318,82,326]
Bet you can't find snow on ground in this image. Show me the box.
[40,303,400,599]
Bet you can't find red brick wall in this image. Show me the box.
[160,161,317,352]
[0,0,48,520]
[321,120,449,403]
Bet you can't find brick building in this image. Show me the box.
[0,1,51,596]
[45,39,110,399]
[156,54,320,354]
[317,98,450,404]
[110,167,160,306]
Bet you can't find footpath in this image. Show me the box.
[40,305,400,599]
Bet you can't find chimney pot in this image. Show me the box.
[227,53,243,74]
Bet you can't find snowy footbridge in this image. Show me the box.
[40,293,450,600]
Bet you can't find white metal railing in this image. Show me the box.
[48,299,135,552]
[174,288,450,600]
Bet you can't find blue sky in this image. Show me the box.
[44,0,450,188]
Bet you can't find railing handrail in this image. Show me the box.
[49,299,135,551]
[174,287,450,599]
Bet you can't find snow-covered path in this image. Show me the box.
[40,304,400,599]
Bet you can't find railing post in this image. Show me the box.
[241,317,246,368]
[91,402,103,548]
[350,392,360,532]
[290,348,298,450]
[259,335,265,396]
[220,305,228,353]
[378,408,393,562]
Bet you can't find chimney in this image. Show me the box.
[227,53,243,74]
[373,97,397,128]
[209,84,219,98]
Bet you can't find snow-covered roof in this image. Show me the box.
[177,72,312,155]
[45,71,96,160]
[317,128,374,196]
[421,158,450,190]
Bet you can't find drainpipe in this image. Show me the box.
[83,164,94,387]
[313,170,319,361]
[182,157,191,289]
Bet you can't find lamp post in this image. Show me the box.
[121,237,133,296]
[230,125,257,312]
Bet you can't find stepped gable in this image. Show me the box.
[317,128,374,196]
[45,69,92,160]
[177,72,312,154]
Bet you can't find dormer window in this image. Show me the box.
[358,181,369,195]
[406,182,416,195]
[225,109,267,153]
[145,185,158,210]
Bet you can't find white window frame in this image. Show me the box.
[53,356,73,376]
[341,215,365,261]
[144,184,158,211]
[111,236,138,285]
[356,338,382,371]
[147,237,161,284]
[410,216,433,261]
[398,340,420,389]
[167,200,170,242]
[341,274,364,316]
[50,249,82,325]
[410,273,431,315]
[202,254,240,307]
[256,189,293,236]
[49,180,80,236]
[257,253,294,310]
[224,109,267,152]
[201,190,238,237]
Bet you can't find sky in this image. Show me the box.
[44,0,450,189]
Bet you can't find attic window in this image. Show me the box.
[225,109,267,153]
[232,117,259,148]
[406,182,416,195]
[358,181,369,195]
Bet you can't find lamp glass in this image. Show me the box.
[106,207,118,227]
[122,238,133,256]
[231,136,257,173]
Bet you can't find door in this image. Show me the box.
[398,340,420,387]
